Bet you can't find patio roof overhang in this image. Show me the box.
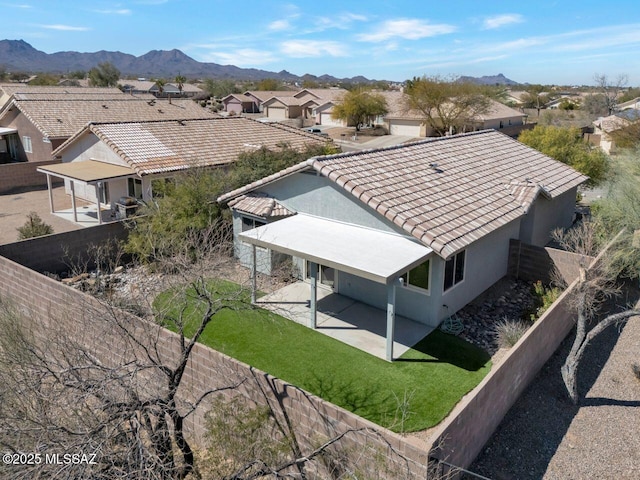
[0,127,17,135]
[239,214,433,284]
[37,160,137,184]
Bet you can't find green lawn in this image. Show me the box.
[155,280,491,433]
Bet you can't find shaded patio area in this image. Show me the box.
[52,205,115,226]
[257,282,434,360]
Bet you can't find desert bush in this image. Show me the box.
[16,212,53,239]
[495,317,530,348]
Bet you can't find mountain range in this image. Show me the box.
[0,39,519,85]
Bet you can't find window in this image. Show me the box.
[22,136,32,153]
[241,216,266,232]
[499,121,504,129]
[128,178,143,200]
[97,181,109,204]
[402,259,430,292]
[444,251,465,291]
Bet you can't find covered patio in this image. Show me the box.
[257,282,434,360]
[37,160,136,225]
[240,213,434,361]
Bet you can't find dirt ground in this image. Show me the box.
[0,186,87,244]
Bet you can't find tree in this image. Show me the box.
[16,212,54,239]
[518,125,609,186]
[125,144,337,263]
[608,120,640,150]
[28,73,60,86]
[201,78,238,99]
[154,78,166,95]
[255,78,281,91]
[582,93,610,116]
[403,75,493,136]
[174,74,186,96]
[68,70,87,80]
[88,62,120,87]
[594,73,628,115]
[0,64,7,82]
[520,84,549,115]
[331,88,388,131]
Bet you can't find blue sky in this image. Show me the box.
[3,0,640,85]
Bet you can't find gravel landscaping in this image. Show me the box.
[466,279,640,480]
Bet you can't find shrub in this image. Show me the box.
[495,317,530,348]
[17,212,54,240]
[530,280,562,321]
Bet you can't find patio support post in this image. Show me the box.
[70,181,78,223]
[46,174,54,213]
[250,244,257,304]
[94,184,102,225]
[386,278,398,362]
[309,261,318,329]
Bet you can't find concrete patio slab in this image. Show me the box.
[257,282,434,360]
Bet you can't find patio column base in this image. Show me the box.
[386,278,400,362]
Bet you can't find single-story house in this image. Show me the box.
[221,94,260,114]
[384,95,527,137]
[0,84,123,110]
[240,90,297,113]
[218,130,587,360]
[38,117,330,224]
[262,96,304,120]
[0,94,216,164]
[119,80,203,98]
[593,109,640,154]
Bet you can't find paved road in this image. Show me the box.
[0,186,84,245]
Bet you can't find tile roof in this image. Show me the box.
[219,130,588,258]
[228,192,295,218]
[54,116,330,176]
[3,98,217,139]
[0,84,123,96]
[245,90,297,102]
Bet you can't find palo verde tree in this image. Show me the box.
[88,61,120,87]
[331,88,388,131]
[403,75,494,136]
[518,125,609,186]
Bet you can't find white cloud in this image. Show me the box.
[357,19,456,42]
[268,19,290,31]
[203,49,276,66]
[312,12,368,32]
[482,14,524,30]
[94,9,132,15]
[2,3,32,8]
[280,40,348,58]
[39,24,90,31]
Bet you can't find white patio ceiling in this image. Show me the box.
[239,213,433,284]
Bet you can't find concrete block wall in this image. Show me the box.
[0,252,430,478]
[0,222,128,274]
[508,239,592,285]
[0,160,63,193]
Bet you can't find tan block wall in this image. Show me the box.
[0,160,63,193]
[0,252,430,478]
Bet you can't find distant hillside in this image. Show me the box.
[0,39,373,83]
[457,73,520,86]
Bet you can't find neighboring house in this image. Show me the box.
[0,95,216,164]
[618,97,640,111]
[221,94,260,114]
[262,96,304,120]
[0,84,123,110]
[593,109,640,154]
[242,90,297,113]
[218,130,587,360]
[119,80,203,97]
[384,95,526,137]
[39,117,329,223]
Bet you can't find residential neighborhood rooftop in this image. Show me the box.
[219,129,588,257]
[53,116,330,176]
[1,97,218,139]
